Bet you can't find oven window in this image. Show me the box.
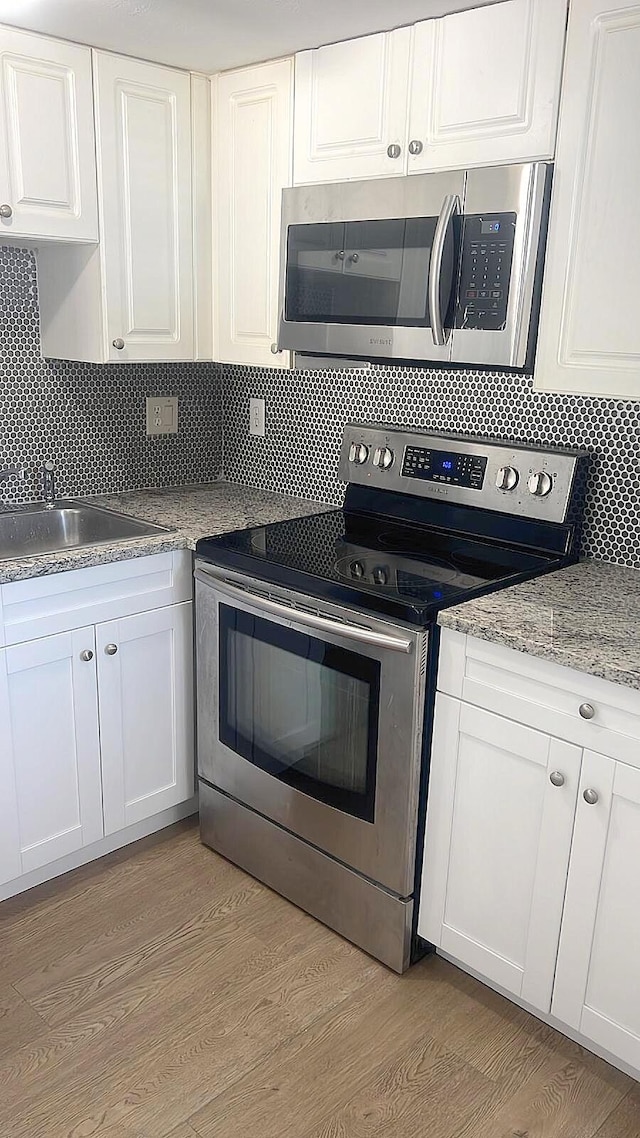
[284,216,452,327]
[219,604,380,822]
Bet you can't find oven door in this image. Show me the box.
[277,172,465,364]
[195,564,428,899]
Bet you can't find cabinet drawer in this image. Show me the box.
[439,629,640,767]
[0,551,192,646]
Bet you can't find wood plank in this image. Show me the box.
[0,984,48,1060]
[593,1087,640,1137]
[189,957,492,1138]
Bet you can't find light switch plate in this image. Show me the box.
[146,396,178,436]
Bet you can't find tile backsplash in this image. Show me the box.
[222,362,640,569]
[3,244,640,569]
[0,246,223,503]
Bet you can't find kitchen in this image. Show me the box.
[0,0,639,1134]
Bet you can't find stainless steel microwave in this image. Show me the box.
[276,163,552,370]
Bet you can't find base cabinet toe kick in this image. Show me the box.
[420,627,640,1082]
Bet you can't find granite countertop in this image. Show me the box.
[0,482,330,585]
[438,559,640,692]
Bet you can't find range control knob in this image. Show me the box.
[528,471,553,498]
[349,442,369,465]
[372,566,388,585]
[350,561,365,578]
[373,446,394,470]
[495,465,519,492]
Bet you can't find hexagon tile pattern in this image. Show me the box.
[0,246,223,504]
[221,363,640,569]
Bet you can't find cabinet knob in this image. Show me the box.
[105,643,118,656]
[112,338,125,350]
[408,139,423,156]
[270,343,281,354]
[348,252,360,263]
[387,143,402,159]
[80,649,94,662]
[579,702,595,720]
[583,787,599,805]
[549,771,565,787]
[0,203,12,219]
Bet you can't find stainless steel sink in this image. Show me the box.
[0,500,173,561]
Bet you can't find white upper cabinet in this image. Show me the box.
[293,1,567,185]
[0,26,98,241]
[38,51,196,363]
[420,694,581,1012]
[408,0,567,173]
[213,59,293,367]
[553,751,640,1071]
[535,0,640,399]
[94,51,194,362]
[293,28,412,184]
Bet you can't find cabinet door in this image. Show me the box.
[535,0,640,398]
[553,752,640,1069]
[93,51,194,362]
[0,629,103,881]
[408,0,567,173]
[419,695,581,1011]
[293,28,412,184]
[213,60,292,368]
[97,603,194,835]
[0,28,97,240]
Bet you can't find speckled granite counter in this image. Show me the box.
[438,559,640,691]
[0,482,329,585]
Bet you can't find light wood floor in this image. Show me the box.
[1,819,638,1138]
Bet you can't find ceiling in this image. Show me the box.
[0,0,499,74]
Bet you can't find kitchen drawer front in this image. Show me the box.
[0,550,192,646]
[438,629,640,767]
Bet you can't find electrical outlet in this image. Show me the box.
[249,397,266,437]
[146,396,178,436]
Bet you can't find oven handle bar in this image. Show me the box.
[428,193,459,348]
[195,566,414,654]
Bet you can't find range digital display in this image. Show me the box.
[402,446,487,490]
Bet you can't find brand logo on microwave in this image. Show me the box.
[369,336,393,346]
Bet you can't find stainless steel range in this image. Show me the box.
[194,424,589,972]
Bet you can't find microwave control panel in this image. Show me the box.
[455,212,516,331]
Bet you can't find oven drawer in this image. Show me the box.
[195,563,429,898]
[438,629,640,767]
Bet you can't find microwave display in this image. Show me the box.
[402,446,487,490]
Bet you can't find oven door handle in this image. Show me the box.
[195,567,414,654]
[428,193,460,348]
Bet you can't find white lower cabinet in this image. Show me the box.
[97,603,194,834]
[0,554,194,894]
[553,751,640,1071]
[0,627,104,883]
[420,695,581,1011]
[423,628,640,1078]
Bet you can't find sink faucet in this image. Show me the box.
[42,460,56,507]
[0,465,25,484]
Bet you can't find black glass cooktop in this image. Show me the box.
[196,508,559,626]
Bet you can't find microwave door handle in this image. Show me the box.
[428,194,460,347]
[195,566,413,654]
